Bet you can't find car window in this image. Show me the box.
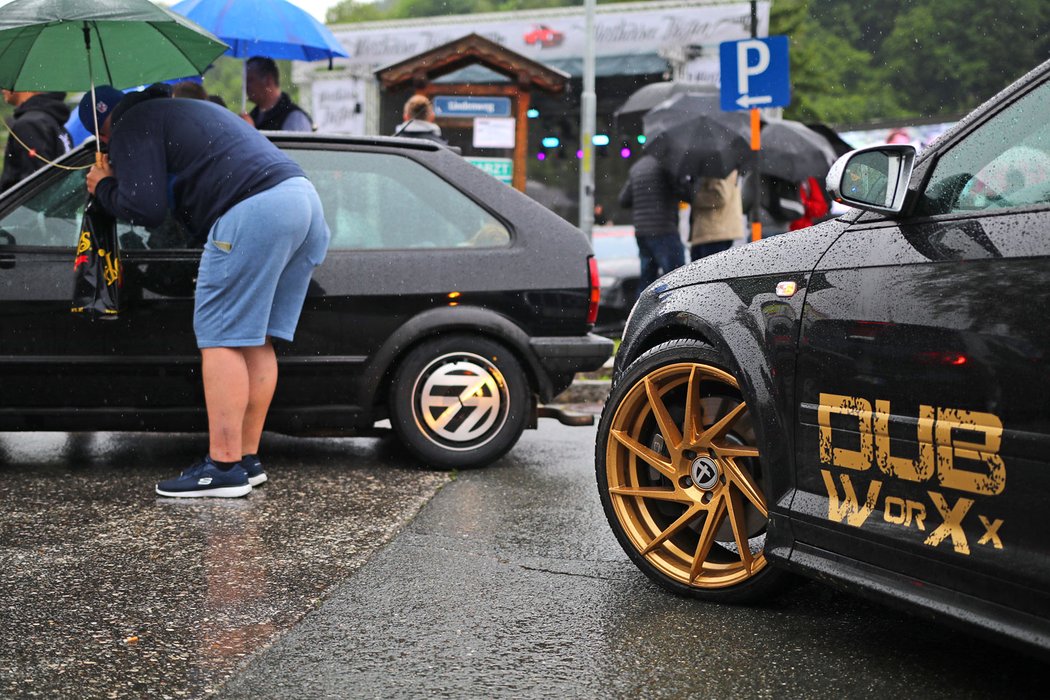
[919,79,1050,216]
[0,166,195,251]
[288,149,510,250]
[0,168,86,247]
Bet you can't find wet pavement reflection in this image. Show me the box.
[0,431,447,698]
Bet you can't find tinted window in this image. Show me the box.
[288,149,510,250]
[0,166,194,251]
[0,168,86,247]
[919,78,1050,216]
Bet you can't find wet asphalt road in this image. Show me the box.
[1,419,1047,698]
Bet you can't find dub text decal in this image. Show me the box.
[816,393,1005,555]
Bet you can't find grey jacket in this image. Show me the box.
[618,155,679,237]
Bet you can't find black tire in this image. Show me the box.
[596,339,791,602]
[389,334,529,469]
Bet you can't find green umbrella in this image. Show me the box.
[0,0,228,91]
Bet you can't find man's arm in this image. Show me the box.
[91,130,169,227]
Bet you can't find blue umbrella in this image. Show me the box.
[170,0,349,111]
[170,0,348,62]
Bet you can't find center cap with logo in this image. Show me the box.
[690,456,721,490]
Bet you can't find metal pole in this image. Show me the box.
[578,0,596,239]
[749,0,762,242]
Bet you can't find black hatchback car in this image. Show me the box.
[0,134,612,468]
[597,59,1050,654]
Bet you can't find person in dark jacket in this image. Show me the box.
[82,84,330,499]
[244,56,313,132]
[618,154,685,294]
[0,90,72,191]
[393,95,447,144]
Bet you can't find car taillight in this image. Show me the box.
[587,256,600,325]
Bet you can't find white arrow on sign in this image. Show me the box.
[735,39,773,110]
[736,94,773,108]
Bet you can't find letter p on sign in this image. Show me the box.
[720,36,791,111]
[737,40,770,97]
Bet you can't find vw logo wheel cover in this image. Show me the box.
[413,352,509,449]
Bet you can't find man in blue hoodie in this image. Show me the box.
[83,84,330,499]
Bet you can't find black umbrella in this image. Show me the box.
[642,93,751,197]
[805,122,854,157]
[614,81,718,134]
[759,120,838,183]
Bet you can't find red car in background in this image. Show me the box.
[524,25,564,48]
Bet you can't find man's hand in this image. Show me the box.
[86,153,113,195]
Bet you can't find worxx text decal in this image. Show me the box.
[816,393,1005,555]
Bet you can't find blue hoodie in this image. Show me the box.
[94,90,304,242]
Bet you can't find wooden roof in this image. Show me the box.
[375,32,569,93]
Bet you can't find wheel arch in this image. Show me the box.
[616,285,797,522]
[359,306,549,420]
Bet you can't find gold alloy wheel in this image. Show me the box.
[604,362,768,589]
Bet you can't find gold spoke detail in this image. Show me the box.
[722,459,768,516]
[698,400,747,447]
[609,486,692,504]
[641,503,703,555]
[611,429,676,480]
[682,366,704,446]
[645,376,683,453]
[711,442,760,459]
[726,488,755,574]
[688,495,727,583]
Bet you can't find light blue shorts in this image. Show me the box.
[194,177,330,348]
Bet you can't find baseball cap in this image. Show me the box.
[78,85,125,132]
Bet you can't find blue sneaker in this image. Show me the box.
[240,454,267,486]
[156,456,252,498]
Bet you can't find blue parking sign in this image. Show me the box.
[720,36,790,111]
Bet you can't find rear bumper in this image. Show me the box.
[530,333,614,400]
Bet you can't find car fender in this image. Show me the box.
[613,221,851,528]
[620,282,795,503]
[359,305,551,417]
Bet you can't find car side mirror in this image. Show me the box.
[827,144,916,214]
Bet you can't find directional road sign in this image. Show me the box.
[719,35,790,111]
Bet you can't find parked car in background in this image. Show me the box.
[596,58,1050,654]
[590,225,640,335]
[0,134,613,469]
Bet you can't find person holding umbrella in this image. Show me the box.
[82,83,331,498]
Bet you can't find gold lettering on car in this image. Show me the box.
[977,515,1004,549]
[934,408,1006,495]
[874,401,935,482]
[882,496,927,531]
[817,393,1007,556]
[924,492,974,555]
[818,393,873,471]
[821,470,881,527]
